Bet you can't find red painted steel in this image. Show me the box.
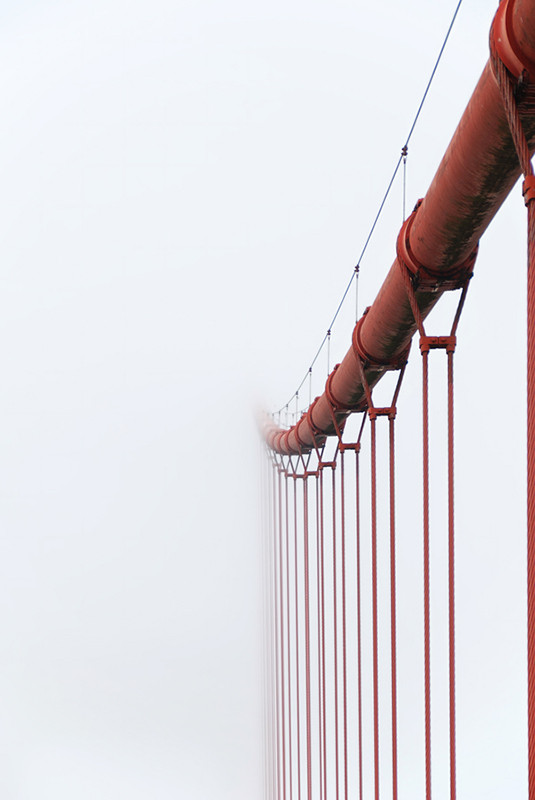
[264,0,535,456]
[490,27,535,800]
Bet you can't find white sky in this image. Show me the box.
[0,0,527,797]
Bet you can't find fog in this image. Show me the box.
[0,0,526,797]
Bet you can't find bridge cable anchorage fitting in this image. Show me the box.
[419,335,457,355]
[490,0,535,82]
[396,201,479,292]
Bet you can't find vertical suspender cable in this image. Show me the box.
[389,415,399,800]
[355,447,364,800]
[320,469,328,800]
[279,470,287,800]
[332,466,340,800]
[489,41,535,800]
[285,474,293,800]
[529,195,535,800]
[265,460,274,800]
[316,474,324,800]
[303,477,313,800]
[341,451,349,800]
[422,348,432,800]
[294,477,302,800]
[447,349,457,800]
[370,417,380,800]
[273,464,281,800]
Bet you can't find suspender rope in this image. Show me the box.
[356,356,406,800]
[278,469,287,800]
[332,464,340,800]
[320,468,328,800]
[422,345,431,800]
[491,41,535,800]
[389,411,399,800]
[369,411,380,800]
[285,472,294,800]
[273,463,282,800]
[399,252,469,800]
[355,433,364,800]
[315,473,324,800]
[293,472,302,800]
[303,475,313,800]
[447,345,457,800]
[340,449,349,800]
[266,459,275,800]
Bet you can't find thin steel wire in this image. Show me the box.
[275,0,464,416]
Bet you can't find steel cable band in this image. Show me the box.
[295,417,313,452]
[324,363,366,413]
[305,398,328,453]
[396,202,478,292]
[352,315,411,372]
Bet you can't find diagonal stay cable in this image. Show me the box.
[275,0,464,417]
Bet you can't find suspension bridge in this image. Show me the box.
[262,0,535,797]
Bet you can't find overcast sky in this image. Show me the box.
[0,0,527,798]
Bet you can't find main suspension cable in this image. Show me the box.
[274,0,464,417]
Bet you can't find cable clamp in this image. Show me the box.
[324,364,367,412]
[318,461,336,471]
[339,442,361,453]
[490,0,535,82]
[419,335,456,354]
[368,406,397,421]
[294,416,314,453]
[397,202,478,291]
[352,314,411,371]
[523,175,535,206]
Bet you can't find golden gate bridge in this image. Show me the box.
[261,0,535,797]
